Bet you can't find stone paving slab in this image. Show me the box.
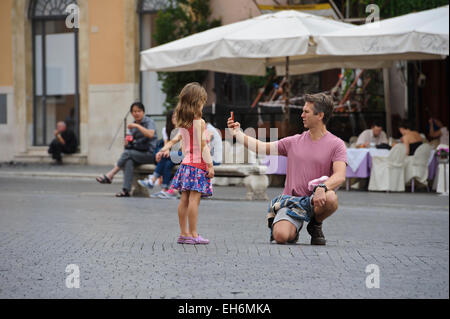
[0,177,448,299]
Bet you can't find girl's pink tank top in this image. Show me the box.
[180,123,208,171]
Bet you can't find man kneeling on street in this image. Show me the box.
[227,93,347,245]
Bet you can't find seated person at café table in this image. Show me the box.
[355,122,388,148]
[397,121,423,156]
[427,117,449,148]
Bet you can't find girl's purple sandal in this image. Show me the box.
[177,236,193,244]
[177,235,209,245]
[191,235,209,245]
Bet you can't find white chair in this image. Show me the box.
[349,136,358,148]
[434,144,449,195]
[420,133,428,143]
[404,143,432,192]
[439,128,449,146]
[435,143,449,151]
[349,136,358,144]
[368,143,407,192]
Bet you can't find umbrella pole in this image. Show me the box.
[285,56,290,121]
[383,68,393,137]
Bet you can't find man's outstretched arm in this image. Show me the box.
[227,116,277,155]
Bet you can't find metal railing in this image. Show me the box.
[144,107,387,143]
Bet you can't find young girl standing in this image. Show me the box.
[156,83,214,245]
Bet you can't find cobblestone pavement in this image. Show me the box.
[0,177,448,299]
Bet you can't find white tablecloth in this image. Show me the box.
[346,148,389,172]
[346,148,435,172]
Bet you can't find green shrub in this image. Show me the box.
[153,0,221,111]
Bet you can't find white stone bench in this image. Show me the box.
[132,163,269,200]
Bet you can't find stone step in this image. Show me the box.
[14,150,87,164]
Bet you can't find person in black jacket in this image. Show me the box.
[48,121,78,165]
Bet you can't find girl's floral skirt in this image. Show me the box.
[170,164,213,197]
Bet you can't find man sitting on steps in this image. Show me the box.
[48,121,78,165]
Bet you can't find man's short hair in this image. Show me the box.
[130,101,145,113]
[399,120,411,130]
[371,121,382,128]
[304,93,334,125]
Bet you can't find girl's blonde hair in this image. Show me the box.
[174,82,207,128]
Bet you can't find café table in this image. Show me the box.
[261,147,438,191]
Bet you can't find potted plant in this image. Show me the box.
[437,147,449,163]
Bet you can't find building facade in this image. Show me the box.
[0,0,294,165]
[8,0,442,164]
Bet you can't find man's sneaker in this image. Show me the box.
[306,218,326,245]
[138,178,154,189]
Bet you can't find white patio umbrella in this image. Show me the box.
[140,7,448,133]
[312,5,449,136]
[269,6,449,75]
[316,5,449,58]
[140,10,390,76]
[140,10,392,120]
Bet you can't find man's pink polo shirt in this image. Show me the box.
[277,131,347,197]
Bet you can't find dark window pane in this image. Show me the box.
[34,96,45,145]
[45,19,72,34]
[0,95,6,124]
[139,0,172,13]
[31,0,77,18]
[214,72,252,107]
[32,7,79,147]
